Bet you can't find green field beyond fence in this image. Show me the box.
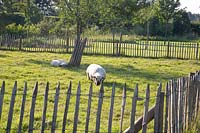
[0,34,199,60]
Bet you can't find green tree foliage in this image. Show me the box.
[173,9,191,35]
[97,0,138,33]
[156,0,180,37]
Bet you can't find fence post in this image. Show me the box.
[6,81,17,133]
[129,84,138,132]
[95,83,104,133]
[62,81,72,133]
[0,81,5,120]
[108,83,116,133]
[112,33,115,55]
[18,82,27,133]
[41,82,49,133]
[28,82,38,133]
[142,84,150,133]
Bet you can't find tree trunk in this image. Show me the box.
[68,0,87,67]
[165,20,168,39]
[68,38,87,67]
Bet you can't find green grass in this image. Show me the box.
[0,50,200,132]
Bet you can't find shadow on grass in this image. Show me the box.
[28,59,176,83]
[0,54,10,58]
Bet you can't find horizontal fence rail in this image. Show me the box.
[0,34,199,60]
[0,71,200,132]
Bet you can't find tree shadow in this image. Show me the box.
[0,54,10,58]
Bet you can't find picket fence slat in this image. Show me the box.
[85,83,93,133]
[95,83,104,133]
[0,81,5,120]
[73,82,81,133]
[18,82,27,133]
[6,81,17,133]
[108,83,116,133]
[120,84,127,133]
[62,81,72,133]
[41,82,50,133]
[51,82,60,133]
[129,84,138,132]
[142,84,150,133]
[28,82,38,133]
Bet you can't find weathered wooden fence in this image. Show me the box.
[0,34,199,60]
[0,71,200,132]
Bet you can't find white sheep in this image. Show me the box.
[86,64,106,86]
[51,59,68,67]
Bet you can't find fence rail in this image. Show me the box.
[0,34,199,60]
[0,71,200,132]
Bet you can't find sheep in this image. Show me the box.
[51,59,68,67]
[86,64,106,86]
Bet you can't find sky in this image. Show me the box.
[179,0,200,14]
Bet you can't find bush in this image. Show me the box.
[5,23,40,36]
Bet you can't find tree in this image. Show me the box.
[58,0,98,66]
[156,0,180,38]
[173,9,191,35]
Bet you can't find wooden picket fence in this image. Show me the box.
[0,34,199,60]
[0,71,200,132]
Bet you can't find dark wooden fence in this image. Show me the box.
[0,71,200,132]
[0,34,199,60]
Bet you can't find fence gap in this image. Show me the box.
[120,83,127,133]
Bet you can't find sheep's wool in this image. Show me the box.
[86,64,106,80]
[51,59,68,67]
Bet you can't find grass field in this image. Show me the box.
[0,50,200,132]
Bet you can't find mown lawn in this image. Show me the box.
[0,50,199,132]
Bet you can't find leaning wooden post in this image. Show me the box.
[120,83,127,133]
[95,83,104,133]
[85,83,93,133]
[108,83,116,133]
[28,82,38,133]
[62,81,72,133]
[129,84,138,132]
[6,81,17,133]
[0,81,5,120]
[154,83,162,132]
[142,84,150,133]
[41,82,49,133]
[73,82,81,133]
[18,82,27,133]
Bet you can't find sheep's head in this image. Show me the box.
[92,72,105,86]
